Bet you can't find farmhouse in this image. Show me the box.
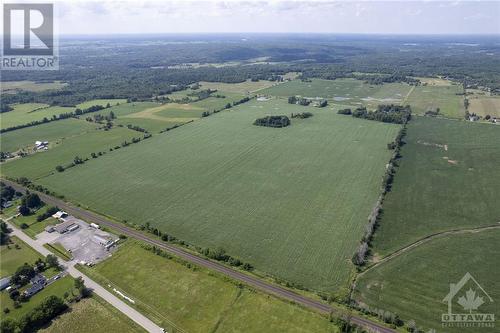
[35,140,49,150]
[23,274,47,298]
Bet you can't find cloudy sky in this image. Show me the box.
[53,0,500,35]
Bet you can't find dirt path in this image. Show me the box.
[401,84,415,106]
[357,223,500,279]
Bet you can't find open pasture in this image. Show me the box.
[39,296,146,333]
[404,85,465,118]
[467,94,500,117]
[371,116,500,257]
[355,229,500,333]
[0,118,99,153]
[199,79,276,94]
[1,81,67,93]
[1,104,76,130]
[38,98,399,293]
[1,127,139,180]
[76,99,127,109]
[261,78,412,109]
[80,241,337,333]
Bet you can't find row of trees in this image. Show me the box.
[0,104,108,134]
[352,125,407,267]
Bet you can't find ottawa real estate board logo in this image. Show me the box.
[441,272,495,329]
[1,3,58,70]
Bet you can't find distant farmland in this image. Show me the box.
[260,78,412,109]
[34,98,399,293]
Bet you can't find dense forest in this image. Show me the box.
[2,34,499,107]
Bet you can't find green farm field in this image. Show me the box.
[0,118,99,153]
[36,98,399,293]
[404,85,465,118]
[261,78,412,109]
[39,296,146,333]
[199,79,276,93]
[468,95,500,117]
[1,81,67,93]
[354,229,500,333]
[1,126,139,180]
[371,116,500,257]
[79,241,337,333]
[0,104,75,130]
[76,99,127,109]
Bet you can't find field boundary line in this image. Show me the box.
[359,223,500,278]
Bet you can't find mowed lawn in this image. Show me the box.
[371,116,500,256]
[1,127,140,180]
[0,118,99,153]
[80,241,337,333]
[1,104,75,130]
[405,85,465,118]
[354,229,500,333]
[0,236,42,277]
[38,98,399,292]
[39,296,145,333]
[261,78,412,108]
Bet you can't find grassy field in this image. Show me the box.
[0,236,43,277]
[44,243,73,261]
[1,127,140,180]
[1,81,67,93]
[39,296,146,333]
[0,276,75,321]
[467,94,500,117]
[405,85,465,118]
[261,78,412,109]
[354,229,500,333]
[37,98,399,293]
[76,99,127,109]
[0,104,75,130]
[0,118,99,153]
[371,116,500,257]
[199,80,276,93]
[79,241,338,333]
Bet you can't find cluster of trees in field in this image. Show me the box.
[1,182,22,207]
[0,104,109,134]
[254,115,290,128]
[339,105,411,124]
[18,193,43,217]
[355,73,421,85]
[291,112,313,119]
[287,96,310,106]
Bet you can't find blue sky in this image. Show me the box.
[56,1,500,35]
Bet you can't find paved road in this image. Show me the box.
[2,179,396,333]
[5,220,163,333]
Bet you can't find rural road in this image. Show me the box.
[2,179,396,333]
[4,220,163,333]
